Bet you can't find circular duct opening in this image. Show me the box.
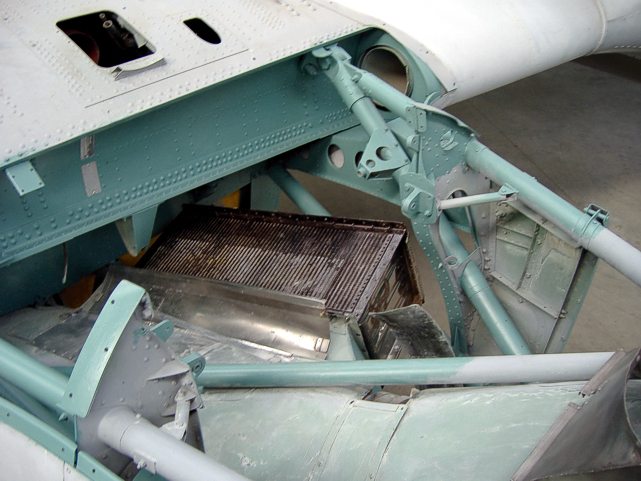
[359,46,413,96]
[328,144,344,168]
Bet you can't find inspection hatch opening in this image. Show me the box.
[57,12,154,68]
[184,18,221,44]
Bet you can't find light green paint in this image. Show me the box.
[61,281,147,417]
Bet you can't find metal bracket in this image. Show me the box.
[150,320,174,342]
[134,451,158,474]
[571,203,610,241]
[399,172,436,223]
[5,160,44,196]
[445,248,483,279]
[584,203,610,228]
[358,128,410,179]
[115,205,158,257]
[405,105,428,132]
[325,318,366,361]
[160,386,197,440]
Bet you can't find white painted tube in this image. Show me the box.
[98,407,249,481]
[584,228,641,287]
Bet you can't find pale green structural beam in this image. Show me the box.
[0,379,64,432]
[353,62,470,132]
[0,337,67,409]
[197,351,613,388]
[267,165,331,217]
[439,215,531,355]
[308,46,410,179]
[466,141,641,287]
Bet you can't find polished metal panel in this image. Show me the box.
[0,263,329,363]
[105,264,331,360]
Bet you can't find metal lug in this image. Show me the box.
[5,160,45,196]
[182,352,206,377]
[399,173,436,223]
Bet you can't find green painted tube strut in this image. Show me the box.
[0,379,66,433]
[351,98,388,136]
[439,215,531,355]
[465,141,641,288]
[465,141,596,236]
[267,165,331,217]
[0,336,68,409]
[197,352,612,388]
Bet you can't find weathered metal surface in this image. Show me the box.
[199,382,585,480]
[198,349,641,480]
[465,142,641,288]
[365,304,454,359]
[0,265,324,365]
[1,1,641,479]
[469,200,598,355]
[0,274,634,481]
[139,205,416,320]
[513,349,641,480]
